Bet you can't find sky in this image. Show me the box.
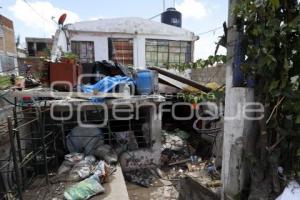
[0,0,228,59]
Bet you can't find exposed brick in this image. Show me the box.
[0,15,14,30]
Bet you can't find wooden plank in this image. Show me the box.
[148,66,211,93]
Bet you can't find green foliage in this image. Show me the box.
[0,76,11,89]
[61,52,79,60]
[181,87,225,104]
[165,54,226,72]
[234,0,300,180]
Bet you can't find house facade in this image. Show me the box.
[52,17,198,69]
[0,15,18,74]
[26,37,53,57]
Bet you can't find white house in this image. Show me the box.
[52,17,198,69]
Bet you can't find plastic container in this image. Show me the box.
[123,84,131,97]
[135,70,154,95]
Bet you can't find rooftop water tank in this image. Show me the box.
[161,7,182,28]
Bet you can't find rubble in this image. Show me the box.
[125,128,222,199]
[62,158,112,200]
[94,145,118,165]
[57,153,85,175]
[124,168,157,187]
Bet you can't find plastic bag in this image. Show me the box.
[84,155,96,163]
[64,176,105,200]
[67,127,104,155]
[94,145,118,164]
[65,153,84,163]
[68,160,94,182]
[58,153,84,175]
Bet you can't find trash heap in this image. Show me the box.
[53,153,115,200]
[124,128,222,198]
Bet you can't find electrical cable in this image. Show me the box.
[23,0,53,24]
[197,26,223,36]
[149,12,163,20]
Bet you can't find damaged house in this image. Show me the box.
[0,8,224,200]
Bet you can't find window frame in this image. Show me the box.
[71,41,95,63]
[145,39,192,67]
[108,38,134,66]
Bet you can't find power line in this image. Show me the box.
[22,0,53,24]
[149,12,163,20]
[197,26,223,36]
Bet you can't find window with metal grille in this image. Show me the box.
[108,38,133,66]
[145,39,192,67]
[71,41,95,63]
[0,54,15,74]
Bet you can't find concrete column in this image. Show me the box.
[134,36,145,69]
[222,88,255,198]
[119,104,162,171]
[221,0,256,198]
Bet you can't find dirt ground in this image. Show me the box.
[126,180,180,200]
[22,177,180,200]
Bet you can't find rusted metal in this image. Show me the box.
[7,116,23,200]
[50,62,82,87]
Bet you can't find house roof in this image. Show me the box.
[66,17,198,41]
[26,37,53,43]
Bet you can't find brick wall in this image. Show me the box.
[3,28,16,54]
[0,37,3,51]
[190,64,226,85]
[0,15,14,30]
[17,57,49,84]
[0,15,16,55]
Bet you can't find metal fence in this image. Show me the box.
[0,54,18,75]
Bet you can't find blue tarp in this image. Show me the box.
[81,75,134,102]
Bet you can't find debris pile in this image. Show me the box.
[125,128,222,199]
[52,153,115,200]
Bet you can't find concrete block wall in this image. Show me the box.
[190,64,226,85]
[17,57,48,76]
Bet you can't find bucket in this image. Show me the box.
[135,70,154,95]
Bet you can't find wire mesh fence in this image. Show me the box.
[0,55,18,75]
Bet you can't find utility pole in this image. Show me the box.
[221,0,256,199]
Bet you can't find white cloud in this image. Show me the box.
[176,0,207,20]
[194,31,226,59]
[9,0,80,37]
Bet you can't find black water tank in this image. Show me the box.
[161,7,182,28]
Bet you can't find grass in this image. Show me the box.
[0,75,11,90]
